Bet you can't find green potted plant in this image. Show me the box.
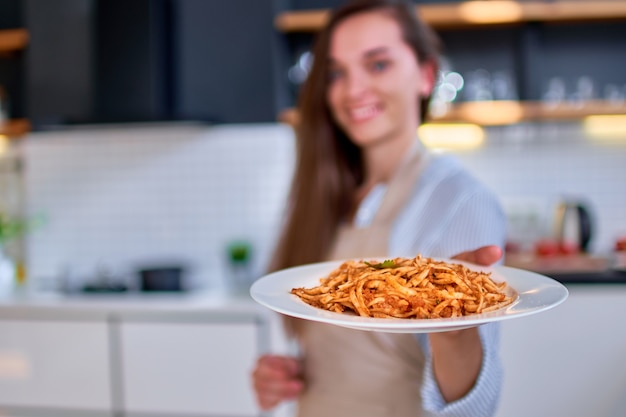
[226,240,253,295]
[0,213,29,243]
[0,213,37,293]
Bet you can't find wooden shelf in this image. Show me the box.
[0,119,31,138]
[275,1,626,32]
[279,100,626,127]
[278,107,300,126]
[0,28,29,54]
[432,100,626,125]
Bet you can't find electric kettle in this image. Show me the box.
[553,200,593,252]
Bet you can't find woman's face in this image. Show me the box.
[326,11,434,149]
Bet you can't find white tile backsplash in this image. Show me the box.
[20,120,626,291]
[453,123,626,254]
[23,123,295,292]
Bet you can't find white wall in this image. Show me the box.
[20,121,626,292]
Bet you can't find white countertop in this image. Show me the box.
[0,289,269,321]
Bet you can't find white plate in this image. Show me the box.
[250,258,569,333]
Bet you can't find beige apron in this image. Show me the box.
[296,147,431,417]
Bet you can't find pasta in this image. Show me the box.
[291,255,515,319]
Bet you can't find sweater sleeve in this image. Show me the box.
[428,186,507,261]
[417,323,503,417]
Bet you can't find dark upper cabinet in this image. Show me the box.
[94,0,171,123]
[173,0,282,123]
[23,0,95,125]
[18,0,288,127]
[7,0,626,128]
[0,0,20,28]
[0,0,25,121]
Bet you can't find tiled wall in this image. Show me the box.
[22,123,295,293]
[454,123,626,255]
[20,121,626,292]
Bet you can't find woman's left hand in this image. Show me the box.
[428,245,503,402]
[451,244,502,267]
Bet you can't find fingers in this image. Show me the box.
[452,245,502,267]
[252,355,304,410]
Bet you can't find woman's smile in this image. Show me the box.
[348,103,383,123]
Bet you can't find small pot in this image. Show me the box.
[138,266,185,292]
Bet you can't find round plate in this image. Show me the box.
[250,258,569,333]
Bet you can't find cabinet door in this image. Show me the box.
[0,320,112,411]
[497,285,626,417]
[119,320,260,416]
[174,0,280,123]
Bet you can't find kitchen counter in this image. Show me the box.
[504,252,626,284]
[0,290,268,321]
[548,268,626,284]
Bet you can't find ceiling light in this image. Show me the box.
[583,115,626,141]
[418,123,485,150]
[0,135,9,155]
[458,1,523,24]
[458,101,525,125]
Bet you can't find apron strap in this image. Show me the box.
[372,141,432,227]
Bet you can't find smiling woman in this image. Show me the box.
[251,1,508,416]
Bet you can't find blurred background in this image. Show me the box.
[0,1,625,417]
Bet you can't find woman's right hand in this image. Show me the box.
[252,354,304,410]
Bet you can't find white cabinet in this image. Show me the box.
[497,285,626,417]
[0,319,112,412]
[0,295,274,417]
[118,319,261,416]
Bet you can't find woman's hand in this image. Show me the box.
[452,244,502,267]
[428,245,503,403]
[252,354,304,410]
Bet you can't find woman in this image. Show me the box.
[253,0,506,416]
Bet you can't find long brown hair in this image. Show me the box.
[270,0,441,272]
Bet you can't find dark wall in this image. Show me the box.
[281,4,626,105]
[534,22,626,101]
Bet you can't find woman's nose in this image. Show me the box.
[344,71,369,98]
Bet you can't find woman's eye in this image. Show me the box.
[370,60,389,72]
[328,68,344,82]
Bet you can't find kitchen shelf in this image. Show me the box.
[274,1,626,32]
[278,100,626,127]
[0,28,29,54]
[0,119,31,138]
[432,100,626,125]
